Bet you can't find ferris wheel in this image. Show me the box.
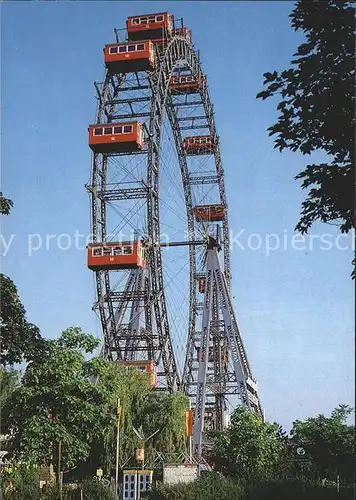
[86,12,262,458]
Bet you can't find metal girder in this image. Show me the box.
[108,85,150,92]
[174,100,203,107]
[179,125,209,131]
[193,265,214,457]
[158,240,205,247]
[102,150,147,157]
[107,290,148,302]
[98,187,148,201]
[110,112,151,120]
[192,246,263,459]
[188,175,219,185]
[124,271,144,359]
[177,115,206,122]
[107,96,151,105]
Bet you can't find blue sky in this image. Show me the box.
[1,1,354,430]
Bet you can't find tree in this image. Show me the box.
[0,193,13,216]
[89,370,188,472]
[0,368,19,409]
[2,327,117,470]
[0,274,46,366]
[0,193,48,500]
[290,404,355,484]
[257,0,355,275]
[131,391,188,458]
[2,327,188,476]
[210,406,289,483]
[0,196,46,366]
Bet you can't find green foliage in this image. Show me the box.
[148,472,243,500]
[79,478,116,500]
[210,405,288,483]
[0,193,13,216]
[2,327,113,470]
[0,368,19,409]
[0,470,115,500]
[257,0,355,274]
[3,327,188,477]
[42,479,116,500]
[84,361,153,473]
[246,480,354,500]
[89,367,188,471]
[148,475,355,500]
[132,391,189,460]
[0,274,46,366]
[290,404,355,483]
[0,465,41,500]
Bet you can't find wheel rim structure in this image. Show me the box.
[87,13,262,448]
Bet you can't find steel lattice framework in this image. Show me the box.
[87,15,263,457]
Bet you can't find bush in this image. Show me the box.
[245,480,355,500]
[148,475,355,500]
[0,474,116,500]
[80,479,116,500]
[148,472,243,500]
[0,466,41,500]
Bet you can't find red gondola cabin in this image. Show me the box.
[170,74,206,94]
[119,360,157,388]
[127,12,173,41]
[196,346,229,365]
[87,241,146,271]
[198,277,206,293]
[104,41,155,73]
[183,135,215,155]
[193,204,225,222]
[88,122,144,154]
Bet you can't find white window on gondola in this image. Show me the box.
[119,46,127,53]
[114,126,123,135]
[103,247,112,256]
[92,248,102,257]
[123,125,132,134]
[94,128,103,136]
[136,44,145,51]
[109,47,118,54]
[123,246,133,255]
[128,45,136,52]
[104,127,112,135]
[113,246,122,256]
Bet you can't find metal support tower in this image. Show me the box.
[192,236,263,458]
